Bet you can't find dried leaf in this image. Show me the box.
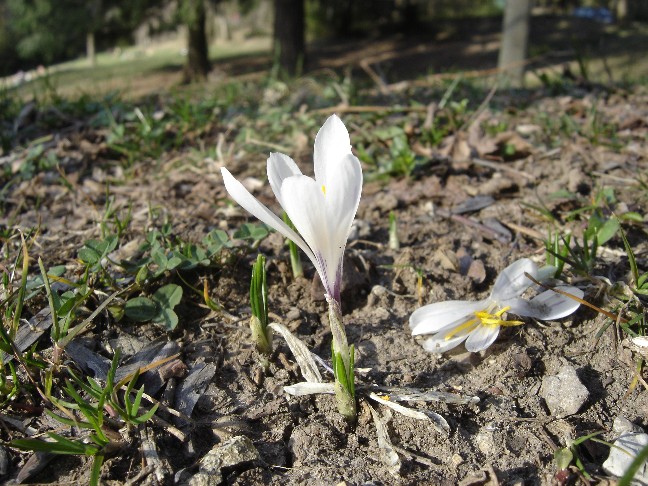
[284,382,335,396]
[269,322,322,383]
[368,404,401,476]
[368,392,450,436]
[174,362,217,420]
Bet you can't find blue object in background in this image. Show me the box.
[572,7,614,24]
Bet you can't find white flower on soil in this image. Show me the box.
[409,258,583,353]
[221,114,362,304]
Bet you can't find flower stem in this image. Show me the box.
[327,298,356,421]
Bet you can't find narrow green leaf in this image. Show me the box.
[44,409,92,430]
[13,433,98,455]
[620,211,643,222]
[58,288,124,348]
[90,454,105,486]
[131,386,144,416]
[132,403,159,425]
[571,431,604,446]
[618,221,640,288]
[38,257,60,342]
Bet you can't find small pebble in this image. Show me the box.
[540,364,589,417]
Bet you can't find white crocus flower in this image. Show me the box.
[221,114,362,305]
[409,258,583,353]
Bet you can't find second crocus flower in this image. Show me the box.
[409,258,583,353]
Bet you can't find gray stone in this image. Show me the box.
[475,428,497,456]
[0,445,7,476]
[201,436,259,472]
[189,471,221,486]
[612,416,644,436]
[540,364,589,417]
[190,436,260,486]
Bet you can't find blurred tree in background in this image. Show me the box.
[0,0,647,79]
[1,0,155,74]
[273,0,305,76]
[181,0,212,81]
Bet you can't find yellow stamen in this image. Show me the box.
[444,318,479,340]
[321,184,326,195]
[444,305,523,341]
[475,305,524,328]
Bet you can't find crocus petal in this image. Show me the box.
[323,153,363,271]
[421,325,472,353]
[490,258,538,302]
[409,300,486,336]
[221,167,316,265]
[313,114,352,185]
[465,325,500,352]
[536,265,557,283]
[267,152,302,208]
[508,286,583,320]
[280,174,339,294]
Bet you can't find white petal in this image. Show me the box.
[419,317,480,353]
[323,153,363,292]
[421,332,469,354]
[536,265,557,282]
[508,286,583,320]
[221,167,316,265]
[491,258,538,302]
[409,300,485,336]
[280,175,338,294]
[267,152,302,208]
[465,325,500,352]
[325,154,362,233]
[313,115,352,185]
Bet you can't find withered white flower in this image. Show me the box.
[409,258,583,353]
[221,115,362,304]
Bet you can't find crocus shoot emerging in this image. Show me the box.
[250,254,272,355]
[221,114,362,420]
[410,258,583,353]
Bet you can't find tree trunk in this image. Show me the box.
[184,0,210,82]
[497,0,531,87]
[273,0,305,77]
[616,0,628,22]
[86,31,96,67]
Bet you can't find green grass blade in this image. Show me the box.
[38,257,60,342]
[132,403,159,425]
[58,288,125,348]
[617,220,640,288]
[90,454,105,486]
[11,234,30,338]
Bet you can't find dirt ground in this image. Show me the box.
[2,16,648,486]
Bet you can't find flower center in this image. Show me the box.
[444,304,524,341]
[321,184,326,195]
[475,305,522,328]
